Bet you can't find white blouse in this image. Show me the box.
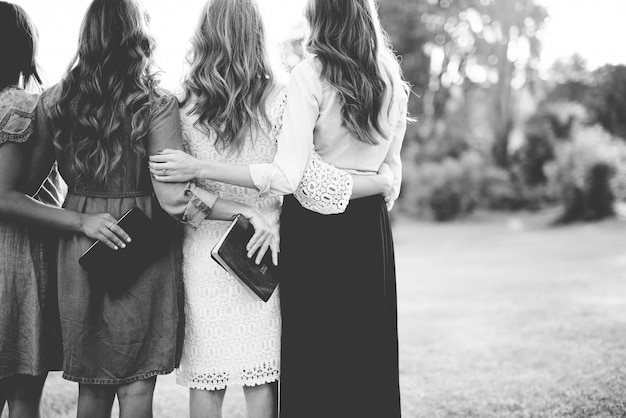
[249,57,408,211]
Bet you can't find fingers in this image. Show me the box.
[150,175,179,183]
[94,232,120,251]
[149,171,182,183]
[100,227,126,250]
[245,225,277,265]
[254,235,273,265]
[148,161,174,171]
[148,163,187,183]
[148,149,181,162]
[246,229,265,259]
[271,237,279,266]
[109,223,132,244]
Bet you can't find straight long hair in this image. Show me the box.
[305,0,410,145]
[49,0,159,186]
[0,1,41,90]
[181,0,274,154]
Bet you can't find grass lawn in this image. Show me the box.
[5,208,626,417]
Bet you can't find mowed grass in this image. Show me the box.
[5,208,626,417]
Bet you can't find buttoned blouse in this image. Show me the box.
[249,57,408,209]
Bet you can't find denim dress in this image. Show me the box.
[0,88,63,380]
[31,86,216,384]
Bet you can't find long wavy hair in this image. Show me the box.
[181,0,274,154]
[305,0,410,145]
[49,0,159,186]
[0,1,41,90]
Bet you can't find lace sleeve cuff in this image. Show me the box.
[182,182,218,229]
[294,152,353,215]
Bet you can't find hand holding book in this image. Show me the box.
[243,211,279,266]
[212,214,279,302]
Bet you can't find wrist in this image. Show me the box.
[76,213,88,234]
[197,160,213,179]
[239,206,258,220]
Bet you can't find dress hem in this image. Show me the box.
[0,369,59,381]
[62,368,174,385]
[177,372,280,391]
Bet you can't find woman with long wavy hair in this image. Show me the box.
[1,0,276,417]
[0,3,63,417]
[172,2,283,416]
[150,0,410,416]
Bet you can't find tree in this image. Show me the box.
[379,0,548,165]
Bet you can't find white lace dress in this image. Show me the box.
[176,87,286,390]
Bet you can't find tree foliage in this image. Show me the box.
[379,0,548,165]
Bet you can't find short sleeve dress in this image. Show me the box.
[0,87,63,380]
[33,86,211,384]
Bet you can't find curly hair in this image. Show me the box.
[180,0,274,154]
[305,0,410,145]
[49,0,160,186]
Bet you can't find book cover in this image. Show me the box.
[78,207,167,293]
[211,214,279,302]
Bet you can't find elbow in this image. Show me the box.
[152,192,186,221]
[284,181,298,195]
[284,171,305,195]
[159,200,185,221]
[0,190,20,220]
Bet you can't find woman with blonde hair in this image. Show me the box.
[172,1,286,417]
[1,0,277,417]
[151,0,410,416]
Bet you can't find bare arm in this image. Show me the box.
[0,142,129,250]
[149,149,392,199]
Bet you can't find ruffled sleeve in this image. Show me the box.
[0,89,38,146]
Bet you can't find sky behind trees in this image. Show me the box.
[14,0,626,88]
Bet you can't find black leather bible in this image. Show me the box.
[211,214,279,302]
[79,207,160,281]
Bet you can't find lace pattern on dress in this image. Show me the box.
[253,87,287,198]
[294,151,353,214]
[0,88,37,146]
[176,85,284,391]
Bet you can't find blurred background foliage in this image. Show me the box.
[364,0,626,222]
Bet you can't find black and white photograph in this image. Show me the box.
[1,0,626,417]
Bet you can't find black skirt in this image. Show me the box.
[279,194,401,418]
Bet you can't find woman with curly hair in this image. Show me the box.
[1,0,276,417]
[150,0,410,416]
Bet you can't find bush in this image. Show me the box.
[545,125,626,223]
[401,151,484,221]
